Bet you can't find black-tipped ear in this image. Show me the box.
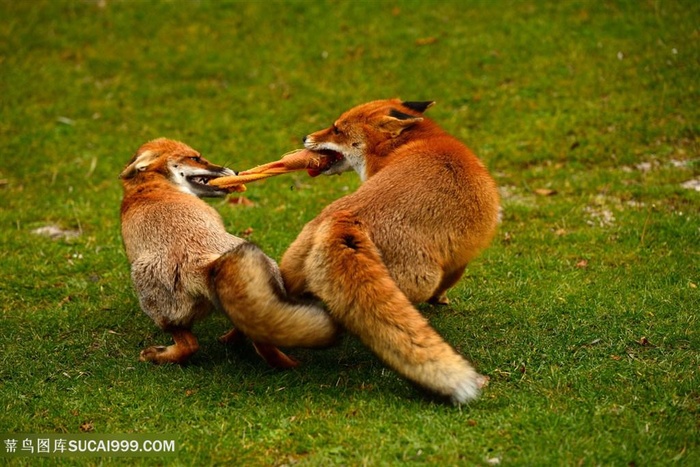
[401,101,435,113]
[389,109,419,121]
[379,110,423,137]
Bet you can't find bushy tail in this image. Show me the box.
[305,211,485,404]
[211,243,339,348]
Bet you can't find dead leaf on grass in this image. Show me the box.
[415,37,438,46]
[58,296,73,307]
[534,188,557,196]
[79,421,94,432]
[575,259,589,269]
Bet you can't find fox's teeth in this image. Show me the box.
[189,176,210,185]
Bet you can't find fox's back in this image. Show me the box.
[121,188,242,267]
[325,136,498,249]
[303,131,500,305]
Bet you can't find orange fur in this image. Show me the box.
[280,100,500,403]
[120,138,339,368]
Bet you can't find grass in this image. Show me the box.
[1,0,698,464]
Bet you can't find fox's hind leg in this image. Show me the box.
[217,327,298,368]
[305,211,486,404]
[140,327,200,364]
[279,219,320,297]
[218,328,244,345]
[217,327,297,369]
[252,342,300,369]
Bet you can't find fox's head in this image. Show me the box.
[303,99,435,180]
[120,138,235,198]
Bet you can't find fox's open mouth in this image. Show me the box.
[187,173,230,187]
[308,149,344,177]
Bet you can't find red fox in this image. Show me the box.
[277,99,501,403]
[119,138,338,368]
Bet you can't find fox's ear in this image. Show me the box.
[120,150,160,179]
[401,101,435,113]
[378,109,423,137]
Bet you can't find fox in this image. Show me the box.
[119,138,339,368]
[278,99,501,403]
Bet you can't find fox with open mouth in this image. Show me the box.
[119,138,339,368]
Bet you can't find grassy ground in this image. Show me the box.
[1,0,698,464]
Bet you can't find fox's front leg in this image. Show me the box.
[428,265,467,306]
[140,327,200,364]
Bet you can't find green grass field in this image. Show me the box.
[1,0,698,464]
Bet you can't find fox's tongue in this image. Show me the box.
[307,168,321,177]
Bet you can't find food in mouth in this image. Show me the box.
[208,149,344,189]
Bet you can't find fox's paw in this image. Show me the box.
[428,293,450,306]
[139,344,196,365]
[139,346,169,363]
[450,371,488,405]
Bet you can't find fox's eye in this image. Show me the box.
[332,126,341,135]
[190,156,201,163]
